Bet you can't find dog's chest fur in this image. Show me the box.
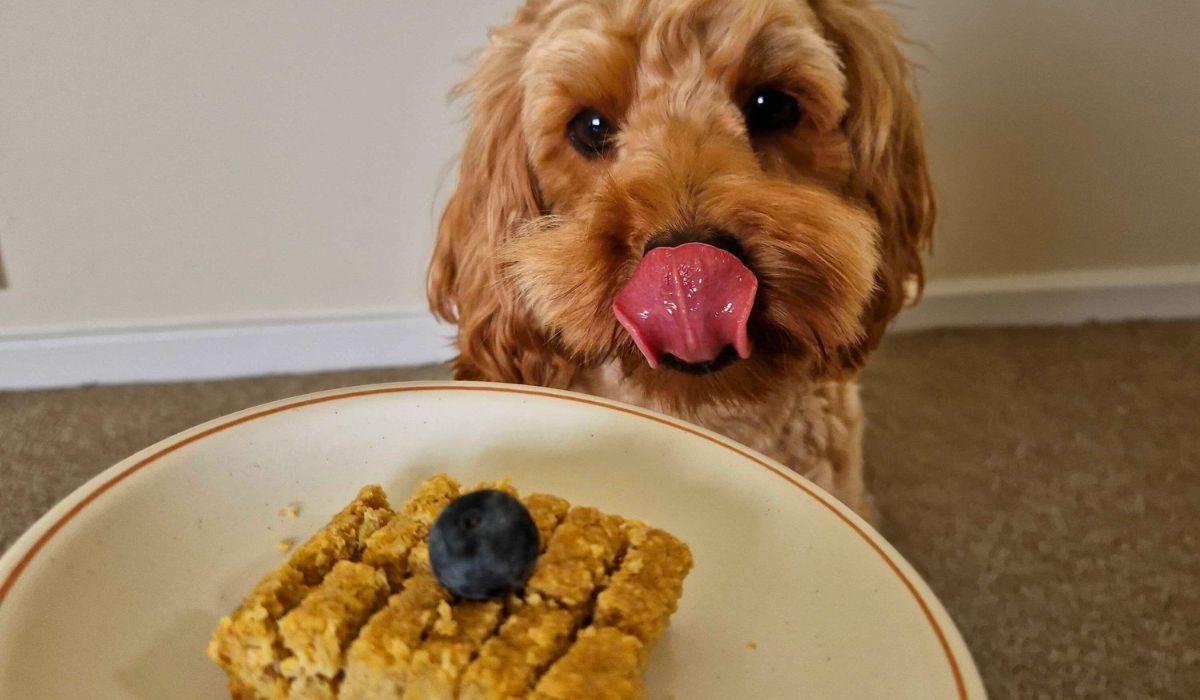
[573,363,869,515]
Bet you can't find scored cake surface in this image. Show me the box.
[207,475,693,699]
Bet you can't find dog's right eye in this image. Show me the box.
[567,110,615,158]
[742,87,802,136]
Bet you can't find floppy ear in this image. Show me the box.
[427,20,575,387]
[811,0,936,368]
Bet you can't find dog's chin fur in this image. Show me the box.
[428,0,935,518]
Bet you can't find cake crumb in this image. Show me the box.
[276,539,295,552]
[279,504,301,518]
[746,641,758,650]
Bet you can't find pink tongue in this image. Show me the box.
[613,242,758,368]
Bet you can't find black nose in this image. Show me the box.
[644,229,746,262]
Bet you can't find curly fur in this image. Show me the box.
[428,0,934,520]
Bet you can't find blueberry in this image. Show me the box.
[428,489,539,600]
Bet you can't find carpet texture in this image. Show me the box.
[2,321,1198,698]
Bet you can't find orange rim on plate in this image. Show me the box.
[0,384,969,698]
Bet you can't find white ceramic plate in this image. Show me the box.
[0,382,984,699]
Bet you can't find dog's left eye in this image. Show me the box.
[567,110,615,158]
[742,88,802,136]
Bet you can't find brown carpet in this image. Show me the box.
[2,321,1198,698]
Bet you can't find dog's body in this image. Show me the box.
[428,0,933,522]
[577,367,869,515]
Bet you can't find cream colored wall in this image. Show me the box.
[0,1,512,336]
[2,1,1197,337]
[914,1,1200,278]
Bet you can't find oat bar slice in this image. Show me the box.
[340,575,448,699]
[592,523,696,648]
[457,596,579,700]
[529,626,645,700]
[361,476,461,587]
[277,561,389,684]
[593,522,694,647]
[525,506,627,608]
[522,493,571,551]
[208,566,307,699]
[289,485,393,585]
[400,599,504,699]
[207,485,393,699]
[283,675,336,700]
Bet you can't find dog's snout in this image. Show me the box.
[643,229,746,262]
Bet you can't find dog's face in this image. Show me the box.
[430,0,934,408]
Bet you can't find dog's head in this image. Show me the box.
[429,0,933,408]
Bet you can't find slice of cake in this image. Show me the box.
[208,475,692,699]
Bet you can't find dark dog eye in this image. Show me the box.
[742,88,802,136]
[567,109,615,158]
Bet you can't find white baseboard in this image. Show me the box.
[893,264,1200,331]
[0,314,456,390]
[2,264,1197,390]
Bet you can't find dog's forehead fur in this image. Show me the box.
[519,0,846,124]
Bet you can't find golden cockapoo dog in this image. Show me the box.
[428,0,933,521]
